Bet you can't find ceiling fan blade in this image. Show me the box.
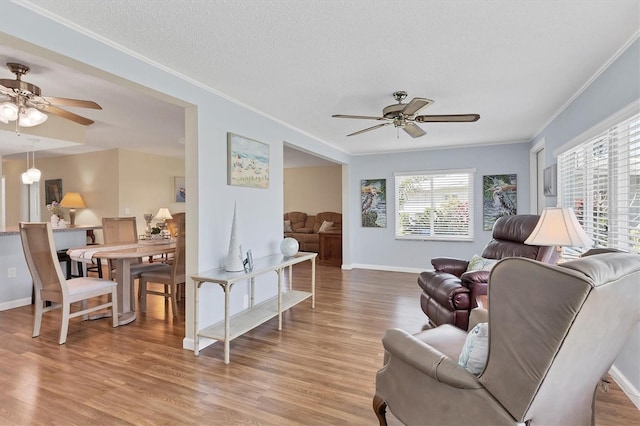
[415,114,480,123]
[332,114,386,121]
[42,105,95,125]
[402,98,433,116]
[43,96,102,109]
[403,123,427,138]
[347,122,392,137]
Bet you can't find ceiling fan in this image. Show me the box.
[0,62,101,128]
[332,91,480,138]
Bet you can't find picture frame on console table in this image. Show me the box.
[227,132,270,189]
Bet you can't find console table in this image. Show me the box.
[192,252,317,363]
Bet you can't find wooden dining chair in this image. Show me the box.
[101,216,163,288]
[20,222,118,344]
[139,216,185,318]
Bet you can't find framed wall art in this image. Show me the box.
[174,176,185,202]
[482,174,517,230]
[227,132,270,189]
[543,164,557,197]
[361,178,387,227]
[45,179,63,205]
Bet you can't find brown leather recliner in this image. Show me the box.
[417,215,557,330]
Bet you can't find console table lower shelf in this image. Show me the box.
[192,252,317,364]
[197,290,311,342]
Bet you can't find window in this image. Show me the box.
[558,111,640,255]
[395,169,474,241]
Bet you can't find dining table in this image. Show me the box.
[68,240,176,325]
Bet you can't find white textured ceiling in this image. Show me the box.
[3,0,640,162]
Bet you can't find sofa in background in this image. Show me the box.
[284,211,342,252]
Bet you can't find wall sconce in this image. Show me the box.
[60,192,86,225]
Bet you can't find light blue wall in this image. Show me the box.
[2,1,349,347]
[348,142,531,271]
[530,38,640,404]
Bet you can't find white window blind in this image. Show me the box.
[558,112,640,255]
[395,169,474,241]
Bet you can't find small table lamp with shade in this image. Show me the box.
[155,208,173,238]
[59,192,86,225]
[525,207,594,262]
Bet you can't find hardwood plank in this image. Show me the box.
[0,264,636,425]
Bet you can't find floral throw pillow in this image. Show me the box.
[284,220,293,233]
[466,254,498,273]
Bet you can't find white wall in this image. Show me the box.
[348,142,531,271]
[530,38,640,407]
[2,1,349,351]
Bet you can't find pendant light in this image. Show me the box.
[21,152,33,185]
[27,149,41,182]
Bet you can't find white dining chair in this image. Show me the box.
[20,222,118,344]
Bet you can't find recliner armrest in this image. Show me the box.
[381,328,482,389]
[431,257,469,277]
[461,270,490,307]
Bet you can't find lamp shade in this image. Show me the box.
[155,208,173,220]
[60,192,87,209]
[525,207,593,248]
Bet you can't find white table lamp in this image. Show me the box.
[525,207,593,261]
[59,192,86,225]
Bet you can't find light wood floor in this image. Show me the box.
[0,264,638,425]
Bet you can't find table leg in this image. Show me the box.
[288,264,293,289]
[115,258,137,325]
[224,284,231,364]
[311,257,316,308]
[194,281,200,356]
[277,268,283,331]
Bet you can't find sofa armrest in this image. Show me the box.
[460,270,490,306]
[431,257,469,277]
[381,328,481,389]
[469,308,488,330]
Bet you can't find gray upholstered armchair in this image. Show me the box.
[374,252,640,425]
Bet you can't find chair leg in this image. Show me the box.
[111,288,119,328]
[373,395,388,426]
[140,278,147,313]
[170,283,179,318]
[33,297,44,338]
[59,302,71,345]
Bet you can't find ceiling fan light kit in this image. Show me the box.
[0,62,101,134]
[332,90,480,138]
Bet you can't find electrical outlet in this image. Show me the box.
[124,207,130,214]
[7,267,16,278]
[243,294,249,309]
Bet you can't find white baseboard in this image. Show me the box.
[0,297,31,312]
[610,364,640,411]
[342,263,424,274]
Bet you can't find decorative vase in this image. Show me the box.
[50,214,60,228]
[280,237,299,257]
[226,203,245,272]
